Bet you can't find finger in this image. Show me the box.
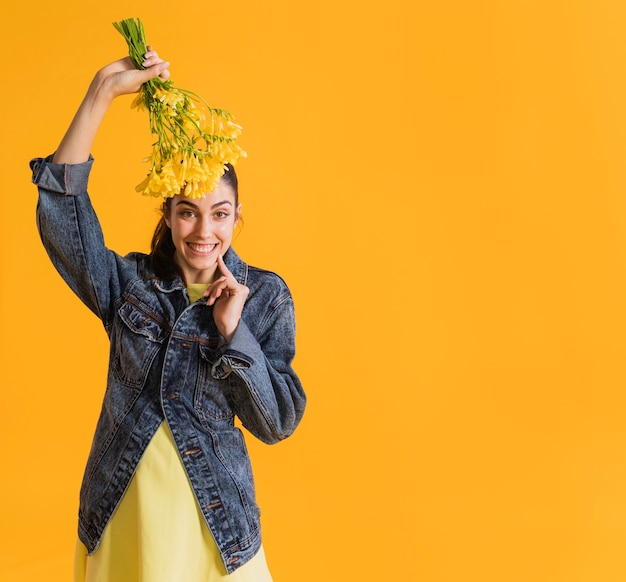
[139,61,170,83]
[203,276,228,296]
[144,44,158,57]
[217,253,233,278]
[204,278,228,305]
[142,48,160,65]
[142,50,170,80]
[207,281,242,306]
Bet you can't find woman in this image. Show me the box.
[30,49,306,581]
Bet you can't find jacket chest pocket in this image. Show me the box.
[194,344,235,421]
[112,301,169,390]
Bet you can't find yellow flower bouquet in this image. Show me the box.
[113,18,246,199]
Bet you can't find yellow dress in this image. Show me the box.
[74,284,273,582]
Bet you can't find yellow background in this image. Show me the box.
[3,1,626,580]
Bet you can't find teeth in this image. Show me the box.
[188,243,216,253]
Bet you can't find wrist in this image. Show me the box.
[86,73,117,110]
[221,323,238,344]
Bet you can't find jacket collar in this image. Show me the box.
[223,247,248,286]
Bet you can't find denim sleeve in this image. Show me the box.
[31,155,133,329]
[212,294,306,444]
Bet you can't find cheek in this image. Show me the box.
[170,219,190,239]
[217,221,236,240]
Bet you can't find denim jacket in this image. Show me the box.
[31,155,306,574]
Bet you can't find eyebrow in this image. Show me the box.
[176,199,233,210]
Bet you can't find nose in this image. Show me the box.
[196,215,213,238]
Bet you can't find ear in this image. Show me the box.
[163,200,172,228]
[234,203,243,227]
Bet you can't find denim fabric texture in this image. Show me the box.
[31,155,306,574]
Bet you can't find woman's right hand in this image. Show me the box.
[53,48,170,164]
[93,48,170,100]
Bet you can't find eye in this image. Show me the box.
[215,211,229,219]
[179,209,195,218]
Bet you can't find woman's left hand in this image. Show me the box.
[204,253,250,343]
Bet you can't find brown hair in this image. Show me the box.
[150,164,239,281]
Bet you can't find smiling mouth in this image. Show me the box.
[187,242,218,255]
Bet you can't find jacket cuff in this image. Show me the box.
[210,320,260,379]
[30,154,94,195]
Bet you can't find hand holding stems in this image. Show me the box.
[53,48,170,165]
[204,253,250,343]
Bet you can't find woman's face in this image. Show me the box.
[164,182,241,284]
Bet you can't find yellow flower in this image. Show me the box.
[114,17,246,200]
[154,87,185,110]
[131,93,147,111]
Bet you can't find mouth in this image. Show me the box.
[186,242,219,256]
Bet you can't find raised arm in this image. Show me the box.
[33,51,171,326]
[53,50,170,164]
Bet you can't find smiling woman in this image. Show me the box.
[162,178,241,285]
[30,48,306,582]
